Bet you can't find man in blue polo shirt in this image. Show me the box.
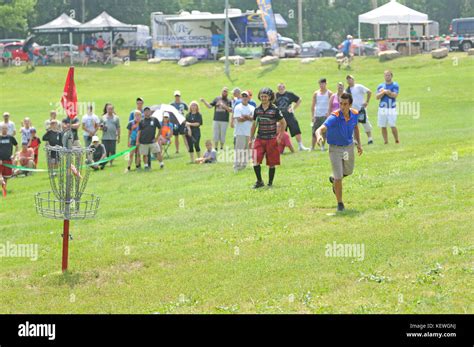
[376,70,400,144]
[315,93,363,212]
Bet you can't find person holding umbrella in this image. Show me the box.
[185,101,203,164]
[158,112,174,157]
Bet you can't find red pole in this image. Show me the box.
[2,178,6,197]
[62,219,70,272]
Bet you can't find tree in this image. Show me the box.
[0,0,37,37]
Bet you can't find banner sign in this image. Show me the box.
[180,48,209,60]
[154,48,182,60]
[234,46,263,58]
[256,0,279,51]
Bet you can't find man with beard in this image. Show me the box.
[275,83,309,151]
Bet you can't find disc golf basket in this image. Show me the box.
[35,131,100,272]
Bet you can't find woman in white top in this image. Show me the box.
[311,78,332,151]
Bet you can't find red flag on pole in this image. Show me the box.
[60,67,77,119]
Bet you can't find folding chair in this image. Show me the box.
[163,140,172,159]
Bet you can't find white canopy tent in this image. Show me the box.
[32,13,82,64]
[358,0,428,55]
[76,11,136,64]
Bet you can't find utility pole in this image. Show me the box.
[224,0,230,76]
[298,0,303,45]
[81,0,86,44]
[371,0,379,39]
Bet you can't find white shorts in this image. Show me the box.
[378,107,397,128]
[361,116,373,133]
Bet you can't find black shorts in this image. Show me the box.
[174,123,187,135]
[312,117,327,138]
[102,140,116,156]
[284,114,301,137]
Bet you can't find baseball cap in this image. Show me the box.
[346,74,354,80]
[143,106,151,111]
[92,136,100,142]
[174,90,181,96]
[241,90,249,97]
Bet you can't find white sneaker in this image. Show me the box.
[299,145,310,151]
[160,162,164,169]
[321,145,326,152]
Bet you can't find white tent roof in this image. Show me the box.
[76,11,136,32]
[359,0,428,24]
[33,13,81,33]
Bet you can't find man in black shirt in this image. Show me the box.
[137,107,163,170]
[42,119,63,167]
[276,83,309,151]
[249,88,287,189]
[201,87,232,151]
[0,124,18,191]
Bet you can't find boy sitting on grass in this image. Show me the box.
[195,140,217,164]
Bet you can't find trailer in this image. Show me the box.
[150,9,288,59]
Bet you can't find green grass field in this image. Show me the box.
[0,53,473,314]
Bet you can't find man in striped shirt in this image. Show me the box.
[249,88,287,189]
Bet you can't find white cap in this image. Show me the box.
[347,35,353,39]
[174,90,181,96]
[92,136,100,143]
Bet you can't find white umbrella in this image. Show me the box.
[149,104,186,125]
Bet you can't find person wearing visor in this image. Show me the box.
[87,136,107,171]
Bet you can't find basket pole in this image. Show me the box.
[62,219,70,272]
[62,130,73,273]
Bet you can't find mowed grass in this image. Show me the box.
[0,53,473,314]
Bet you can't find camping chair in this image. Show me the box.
[162,139,172,159]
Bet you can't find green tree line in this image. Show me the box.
[1,0,473,43]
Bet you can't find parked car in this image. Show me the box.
[301,41,338,57]
[0,39,23,45]
[351,39,379,56]
[1,42,29,62]
[275,36,301,58]
[45,44,80,63]
[449,17,474,51]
